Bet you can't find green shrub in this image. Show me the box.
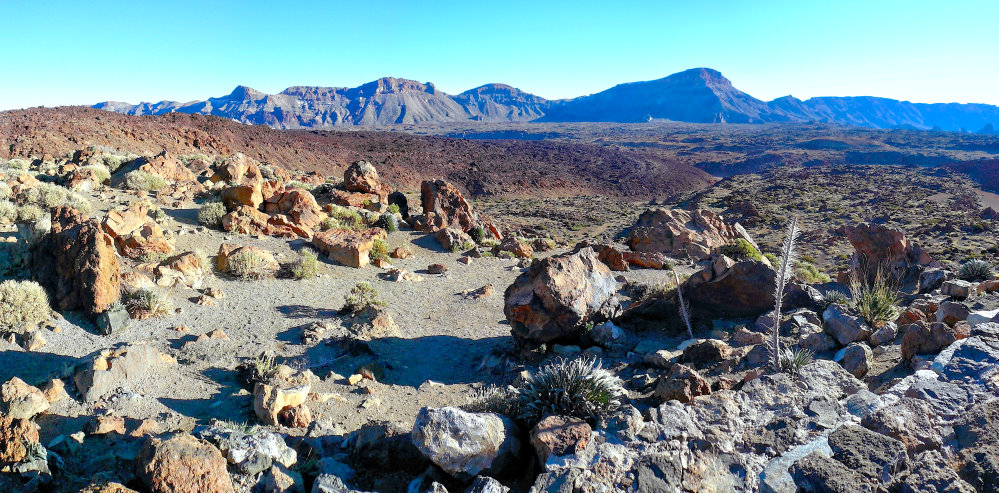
[777,347,813,375]
[326,205,364,230]
[468,225,486,244]
[957,259,994,282]
[851,270,899,327]
[386,203,401,215]
[0,183,11,201]
[632,280,673,302]
[0,280,51,332]
[794,260,831,284]
[18,182,93,214]
[374,213,398,233]
[0,201,15,223]
[124,288,172,318]
[3,158,30,170]
[719,238,762,261]
[285,180,315,191]
[238,354,279,387]
[198,201,227,229]
[369,239,389,263]
[291,250,320,280]
[16,205,45,222]
[825,290,850,306]
[79,165,111,184]
[343,282,385,314]
[462,385,518,416]
[123,170,168,192]
[226,249,270,280]
[517,357,625,426]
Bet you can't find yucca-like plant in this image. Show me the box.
[778,347,813,375]
[672,268,693,339]
[769,217,800,373]
[958,259,994,282]
[517,357,625,426]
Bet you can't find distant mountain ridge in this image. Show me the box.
[94,68,999,132]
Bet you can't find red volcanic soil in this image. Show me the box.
[0,106,714,199]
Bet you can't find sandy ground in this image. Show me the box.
[3,189,685,449]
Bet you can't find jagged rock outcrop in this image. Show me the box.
[626,208,757,260]
[32,206,121,315]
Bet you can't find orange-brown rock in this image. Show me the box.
[32,206,121,315]
[68,165,108,191]
[267,214,313,239]
[329,189,382,209]
[311,228,387,268]
[119,222,174,260]
[838,223,935,275]
[221,205,300,238]
[496,237,533,259]
[344,161,390,201]
[79,483,139,493]
[275,188,327,231]
[155,252,208,289]
[136,434,234,493]
[211,153,263,187]
[137,151,196,183]
[220,184,263,210]
[626,208,756,260]
[102,201,150,239]
[391,246,414,259]
[421,179,476,233]
[0,414,39,466]
[261,180,285,203]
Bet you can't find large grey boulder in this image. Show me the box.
[410,407,520,481]
[823,305,872,346]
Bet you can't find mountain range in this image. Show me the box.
[94,68,999,132]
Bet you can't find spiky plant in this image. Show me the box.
[769,217,800,373]
[672,268,693,340]
[778,347,813,375]
[958,259,994,282]
[517,357,625,426]
[850,266,899,327]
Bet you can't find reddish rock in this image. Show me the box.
[838,223,934,275]
[496,237,534,259]
[220,184,263,210]
[210,153,263,187]
[0,415,39,466]
[278,404,313,428]
[529,415,592,463]
[155,251,207,289]
[896,307,927,326]
[595,245,629,271]
[435,227,473,252]
[680,339,734,365]
[901,321,962,361]
[421,179,477,233]
[275,188,327,231]
[504,247,620,343]
[427,264,448,275]
[137,151,196,183]
[311,228,387,268]
[622,250,670,269]
[119,222,174,260]
[328,189,382,209]
[32,206,121,315]
[261,180,285,203]
[653,364,711,403]
[391,247,414,259]
[626,208,757,260]
[136,434,234,493]
[344,161,390,201]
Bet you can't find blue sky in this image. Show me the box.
[1,0,996,110]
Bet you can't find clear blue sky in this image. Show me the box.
[1,0,996,110]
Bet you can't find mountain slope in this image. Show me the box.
[93,69,999,132]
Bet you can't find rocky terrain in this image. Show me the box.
[93,68,999,132]
[1,112,999,493]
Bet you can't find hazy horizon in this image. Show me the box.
[1,0,997,111]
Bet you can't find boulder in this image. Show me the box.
[274,188,327,231]
[653,364,710,403]
[119,222,174,260]
[680,339,733,366]
[102,201,150,239]
[918,268,954,294]
[343,161,389,201]
[352,421,427,472]
[155,252,208,289]
[789,451,870,492]
[861,398,942,454]
[210,153,263,186]
[136,433,234,493]
[496,237,533,259]
[941,280,973,299]
[136,151,197,183]
[253,367,313,427]
[197,423,297,475]
[220,184,263,210]
[435,227,473,252]
[626,208,757,260]
[823,304,872,346]
[0,414,39,466]
[828,425,907,486]
[904,378,973,421]
[901,450,976,493]
[503,247,620,344]
[683,260,776,319]
[838,223,933,277]
[835,343,872,378]
[0,377,49,419]
[421,179,477,233]
[410,407,520,480]
[529,415,592,464]
[311,228,387,268]
[32,206,121,315]
[901,321,963,361]
[74,344,172,402]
